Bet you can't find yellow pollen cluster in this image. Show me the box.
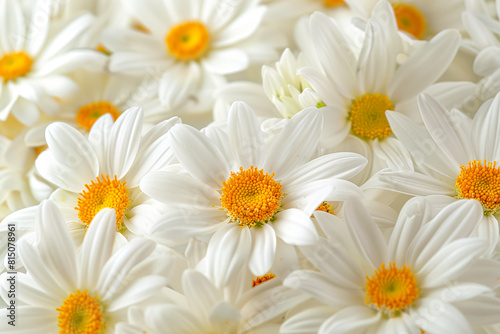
[392,3,426,39]
[252,273,276,287]
[349,94,394,140]
[166,21,210,60]
[455,159,500,214]
[221,166,283,228]
[315,201,335,215]
[323,0,345,7]
[365,262,418,313]
[0,52,33,81]
[76,101,121,131]
[76,175,130,230]
[56,289,104,334]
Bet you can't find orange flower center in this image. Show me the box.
[455,159,500,214]
[252,273,276,287]
[56,289,104,334]
[392,3,426,39]
[323,0,345,7]
[0,52,33,81]
[365,262,418,314]
[349,94,394,140]
[221,166,283,228]
[76,101,120,131]
[165,21,210,60]
[76,175,130,230]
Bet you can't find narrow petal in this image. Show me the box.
[414,298,472,334]
[182,269,221,319]
[167,124,229,188]
[107,275,168,312]
[273,209,318,246]
[227,101,265,169]
[0,0,25,52]
[389,30,460,103]
[159,62,201,110]
[471,91,500,162]
[455,295,500,326]
[202,48,249,75]
[280,306,335,333]
[319,306,381,334]
[248,224,276,276]
[343,196,387,269]
[378,170,454,196]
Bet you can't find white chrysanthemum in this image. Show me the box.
[116,267,308,334]
[0,0,107,126]
[344,0,464,39]
[102,0,282,113]
[380,92,500,252]
[140,101,366,276]
[0,200,167,333]
[295,0,466,181]
[29,107,179,244]
[282,196,500,333]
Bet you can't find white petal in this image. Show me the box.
[227,101,265,169]
[264,108,322,179]
[472,92,500,162]
[284,270,361,307]
[209,301,241,334]
[140,171,220,207]
[389,30,460,103]
[159,62,201,110]
[107,275,167,312]
[282,153,367,188]
[205,224,251,288]
[319,306,381,334]
[418,238,487,289]
[146,304,204,334]
[273,209,318,246]
[378,170,454,196]
[454,295,500,327]
[25,0,50,56]
[182,269,221,319]
[97,238,156,301]
[107,107,143,179]
[78,208,116,288]
[248,224,276,276]
[474,47,500,76]
[167,124,229,188]
[202,48,249,75]
[343,196,387,269]
[418,94,474,166]
[414,298,472,334]
[121,0,168,33]
[0,0,25,52]
[280,306,335,333]
[213,6,266,47]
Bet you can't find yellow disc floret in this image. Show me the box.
[221,166,283,228]
[56,289,104,334]
[323,0,345,7]
[455,159,500,214]
[365,262,418,314]
[0,52,33,81]
[166,21,210,60]
[349,94,394,140]
[76,175,130,230]
[76,101,120,131]
[392,3,426,39]
[252,273,276,287]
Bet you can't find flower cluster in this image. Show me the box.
[0,0,500,333]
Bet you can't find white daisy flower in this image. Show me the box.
[140,101,367,276]
[115,267,308,334]
[282,196,500,333]
[344,0,464,40]
[31,106,179,244]
[0,0,107,125]
[296,1,465,180]
[102,0,282,113]
[0,200,167,333]
[380,92,500,252]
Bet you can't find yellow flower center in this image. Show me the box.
[165,21,210,60]
[76,175,130,230]
[392,3,426,39]
[455,160,500,214]
[323,0,345,7]
[252,273,276,287]
[0,52,33,81]
[76,101,120,131]
[365,262,418,314]
[221,166,283,228]
[349,94,394,140]
[315,201,335,215]
[56,289,104,334]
